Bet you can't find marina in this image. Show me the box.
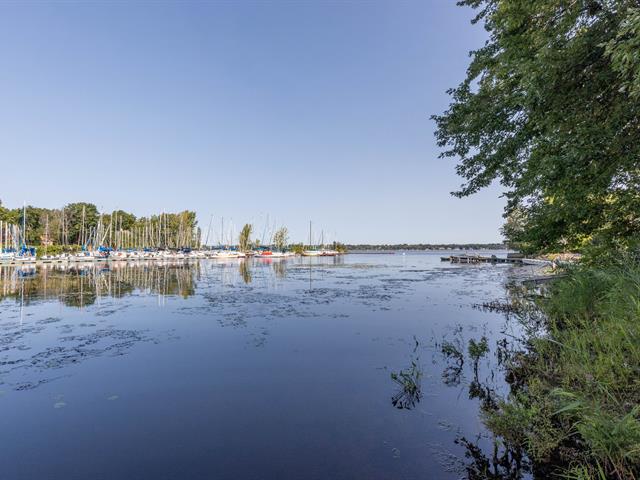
[0,249,339,266]
[0,209,344,266]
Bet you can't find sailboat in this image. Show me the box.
[15,203,36,263]
[302,221,321,256]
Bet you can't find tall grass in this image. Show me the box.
[484,261,640,479]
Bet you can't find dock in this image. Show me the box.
[440,254,524,264]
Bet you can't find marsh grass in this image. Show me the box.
[484,262,640,479]
[391,338,423,410]
[391,360,423,410]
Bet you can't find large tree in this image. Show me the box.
[433,1,640,253]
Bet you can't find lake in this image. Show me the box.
[0,253,533,479]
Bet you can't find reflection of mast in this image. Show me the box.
[80,269,83,310]
[20,275,24,326]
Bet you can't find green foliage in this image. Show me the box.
[109,210,136,231]
[604,8,640,99]
[273,226,289,252]
[501,208,529,252]
[290,243,305,255]
[64,203,99,245]
[36,244,81,258]
[486,262,640,478]
[332,241,348,253]
[238,223,253,252]
[468,336,489,375]
[391,360,423,409]
[433,1,640,253]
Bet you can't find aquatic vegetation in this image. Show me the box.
[390,360,423,410]
[391,336,423,410]
[468,336,489,376]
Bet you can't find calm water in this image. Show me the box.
[0,253,532,479]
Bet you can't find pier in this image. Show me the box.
[440,254,524,264]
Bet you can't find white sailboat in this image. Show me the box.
[302,221,321,256]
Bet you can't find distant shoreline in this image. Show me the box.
[346,244,506,252]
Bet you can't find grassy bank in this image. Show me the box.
[485,261,640,479]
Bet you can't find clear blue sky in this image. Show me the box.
[0,1,505,244]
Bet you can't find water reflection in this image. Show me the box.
[0,262,200,307]
[239,260,252,284]
[456,436,530,479]
[1,253,540,479]
[429,285,538,478]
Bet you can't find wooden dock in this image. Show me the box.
[440,254,524,264]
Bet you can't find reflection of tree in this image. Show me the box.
[239,260,252,284]
[272,260,287,279]
[433,323,533,478]
[455,436,529,480]
[62,291,99,308]
[0,262,199,307]
[440,327,465,386]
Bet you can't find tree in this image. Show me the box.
[238,223,253,252]
[110,210,136,231]
[63,203,99,245]
[500,208,528,252]
[273,226,289,252]
[433,1,640,253]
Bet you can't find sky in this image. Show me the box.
[0,1,505,244]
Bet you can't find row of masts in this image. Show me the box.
[0,221,22,251]
[5,204,337,252]
[5,206,201,251]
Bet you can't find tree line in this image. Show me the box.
[346,243,505,251]
[0,201,198,249]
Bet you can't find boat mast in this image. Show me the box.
[80,205,85,248]
[204,214,213,247]
[45,215,49,255]
[22,201,26,248]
